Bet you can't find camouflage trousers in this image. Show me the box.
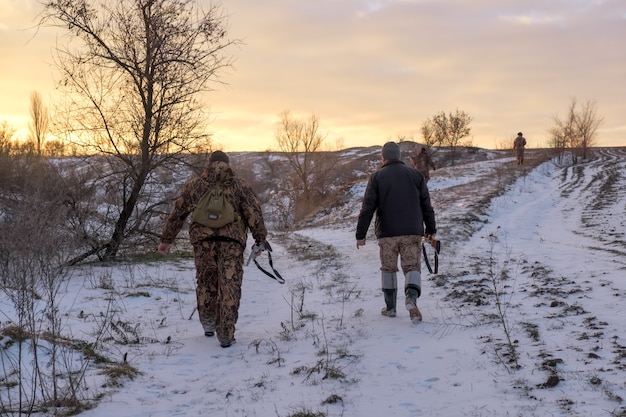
[378,235,422,274]
[378,235,423,298]
[192,239,245,344]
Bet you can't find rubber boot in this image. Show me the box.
[405,270,422,323]
[382,289,397,317]
[405,270,422,302]
[381,271,398,317]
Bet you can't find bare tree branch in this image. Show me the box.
[38,0,238,260]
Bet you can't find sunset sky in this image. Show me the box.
[1,0,625,151]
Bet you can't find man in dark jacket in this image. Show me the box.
[355,142,437,323]
[158,151,268,348]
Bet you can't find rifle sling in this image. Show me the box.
[253,250,285,284]
[422,242,438,274]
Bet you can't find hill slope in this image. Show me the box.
[5,146,626,417]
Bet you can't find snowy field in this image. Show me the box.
[2,147,626,417]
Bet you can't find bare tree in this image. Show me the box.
[1,121,16,152]
[0,122,16,188]
[574,99,603,160]
[28,91,49,156]
[548,101,575,164]
[275,110,322,221]
[420,123,439,149]
[549,98,603,164]
[39,0,236,261]
[274,110,341,223]
[0,154,92,414]
[421,109,472,165]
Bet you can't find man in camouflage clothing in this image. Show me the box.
[513,132,527,165]
[410,147,436,183]
[158,151,268,348]
[356,142,437,323]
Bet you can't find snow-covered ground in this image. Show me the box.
[2,147,625,417]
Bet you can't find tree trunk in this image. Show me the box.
[103,166,149,260]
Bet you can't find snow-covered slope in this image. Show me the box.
[3,147,625,417]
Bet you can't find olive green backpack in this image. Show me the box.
[191,181,240,228]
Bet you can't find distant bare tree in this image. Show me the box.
[0,122,16,188]
[0,121,15,156]
[28,91,49,156]
[549,98,603,164]
[274,111,341,223]
[421,109,472,165]
[420,123,439,149]
[42,139,68,157]
[39,0,237,261]
[574,99,603,160]
[548,102,575,164]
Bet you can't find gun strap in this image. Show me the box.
[422,241,439,274]
[253,250,285,284]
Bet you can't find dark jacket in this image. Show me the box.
[160,161,267,247]
[355,160,436,240]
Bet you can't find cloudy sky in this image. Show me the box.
[1,0,625,151]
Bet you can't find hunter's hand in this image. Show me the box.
[356,239,366,249]
[157,243,170,255]
[259,240,272,252]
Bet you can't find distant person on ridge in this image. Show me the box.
[513,132,527,165]
[410,147,436,183]
[355,142,437,323]
[157,151,269,348]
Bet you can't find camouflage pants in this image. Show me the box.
[192,239,244,343]
[378,235,423,298]
[378,235,422,274]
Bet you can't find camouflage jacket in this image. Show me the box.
[160,162,267,247]
[411,152,436,172]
